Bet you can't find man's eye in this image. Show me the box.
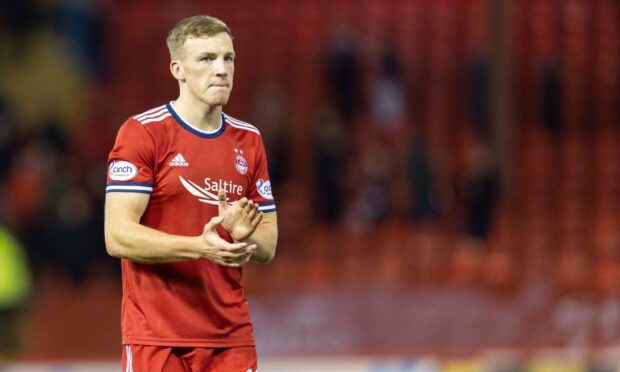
[225,56,234,62]
[202,56,214,61]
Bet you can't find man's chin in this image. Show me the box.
[202,96,229,107]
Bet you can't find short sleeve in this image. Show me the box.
[247,136,276,213]
[106,119,155,194]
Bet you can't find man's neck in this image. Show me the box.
[172,96,222,132]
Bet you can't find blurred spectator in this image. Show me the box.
[0,224,32,357]
[4,125,68,277]
[313,105,346,221]
[407,135,439,222]
[251,82,291,191]
[617,65,620,126]
[462,137,500,240]
[1,0,41,46]
[39,117,69,155]
[3,120,110,282]
[0,98,17,182]
[54,0,106,78]
[0,16,89,132]
[41,166,105,282]
[6,136,59,230]
[344,137,391,229]
[468,51,491,138]
[369,33,406,135]
[322,23,362,122]
[540,58,563,134]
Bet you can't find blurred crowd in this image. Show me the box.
[1,0,620,356]
[0,0,619,291]
[0,0,111,283]
[312,25,501,237]
[0,1,503,288]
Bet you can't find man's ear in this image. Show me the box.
[170,60,185,81]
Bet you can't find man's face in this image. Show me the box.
[177,33,235,106]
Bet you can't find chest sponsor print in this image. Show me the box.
[179,176,243,205]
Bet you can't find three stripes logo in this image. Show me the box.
[169,153,189,167]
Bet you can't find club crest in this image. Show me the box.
[234,154,248,175]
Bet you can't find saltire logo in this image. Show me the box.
[179,176,243,205]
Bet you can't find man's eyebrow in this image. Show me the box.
[197,51,235,57]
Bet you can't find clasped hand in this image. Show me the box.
[199,188,263,267]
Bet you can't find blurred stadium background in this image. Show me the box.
[1,0,620,371]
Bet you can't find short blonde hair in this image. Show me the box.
[166,15,232,60]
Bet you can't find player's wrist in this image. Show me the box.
[188,235,209,259]
[231,229,254,242]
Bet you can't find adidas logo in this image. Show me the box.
[169,153,189,167]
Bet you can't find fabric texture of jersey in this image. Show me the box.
[106,102,275,347]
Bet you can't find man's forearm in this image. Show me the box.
[105,220,201,264]
[242,218,277,264]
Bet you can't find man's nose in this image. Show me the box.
[214,58,227,76]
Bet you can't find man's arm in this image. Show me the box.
[245,212,278,264]
[104,192,256,265]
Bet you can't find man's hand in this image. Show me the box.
[199,215,257,267]
[218,188,263,241]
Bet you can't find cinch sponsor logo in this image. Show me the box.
[109,160,138,181]
[256,179,273,200]
[179,176,244,205]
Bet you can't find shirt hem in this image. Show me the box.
[122,337,255,348]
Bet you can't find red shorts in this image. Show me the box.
[122,344,258,372]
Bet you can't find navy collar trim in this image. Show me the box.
[166,102,226,139]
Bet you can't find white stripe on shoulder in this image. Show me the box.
[134,105,166,120]
[226,120,260,135]
[224,114,260,131]
[140,112,171,125]
[224,116,260,135]
[135,107,168,122]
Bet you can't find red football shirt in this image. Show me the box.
[106,102,276,347]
